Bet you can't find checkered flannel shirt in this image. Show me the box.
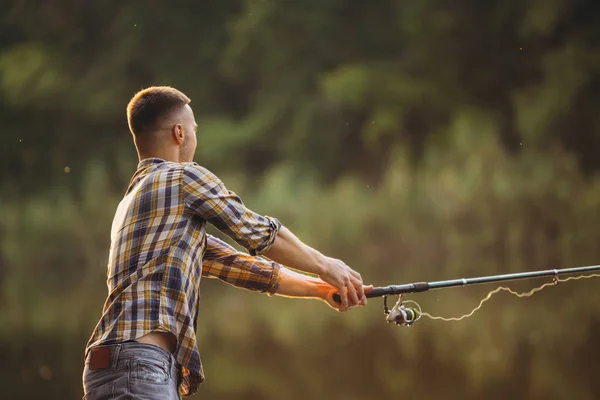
[85,158,282,396]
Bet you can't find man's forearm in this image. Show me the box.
[263,224,367,311]
[275,267,331,299]
[262,226,327,276]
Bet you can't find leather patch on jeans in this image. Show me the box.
[89,347,111,370]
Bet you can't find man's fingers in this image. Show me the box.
[345,278,360,306]
[347,267,365,301]
[322,259,368,311]
[351,275,365,301]
[362,285,374,305]
[329,284,374,309]
[338,287,349,311]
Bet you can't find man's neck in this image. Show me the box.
[138,150,180,163]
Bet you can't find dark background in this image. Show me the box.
[2,1,600,399]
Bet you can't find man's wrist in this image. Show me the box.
[312,252,328,277]
[306,279,329,300]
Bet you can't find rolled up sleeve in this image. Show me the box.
[202,234,281,295]
[182,163,281,255]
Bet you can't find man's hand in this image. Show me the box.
[274,267,372,312]
[318,257,367,311]
[320,281,374,312]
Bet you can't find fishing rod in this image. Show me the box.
[333,264,600,327]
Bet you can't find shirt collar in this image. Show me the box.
[126,158,166,194]
[137,157,166,169]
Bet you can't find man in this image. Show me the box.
[83,86,371,399]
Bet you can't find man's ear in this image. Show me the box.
[172,123,185,145]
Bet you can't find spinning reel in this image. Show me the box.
[383,295,421,327]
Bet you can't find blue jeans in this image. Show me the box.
[83,341,182,399]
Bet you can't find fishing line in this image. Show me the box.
[420,273,600,322]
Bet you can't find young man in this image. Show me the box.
[83,86,371,399]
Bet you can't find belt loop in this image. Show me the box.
[112,343,122,370]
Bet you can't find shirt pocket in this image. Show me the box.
[130,360,170,385]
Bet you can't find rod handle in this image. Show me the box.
[332,288,386,304]
[332,283,430,303]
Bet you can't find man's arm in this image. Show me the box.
[275,267,373,310]
[203,235,281,295]
[183,163,366,311]
[203,235,370,311]
[183,163,281,256]
[262,226,366,311]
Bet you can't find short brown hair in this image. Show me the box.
[126,86,191,137]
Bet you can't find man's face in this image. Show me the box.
[179,104,198,162]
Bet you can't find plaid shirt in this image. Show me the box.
[85,158,282,396]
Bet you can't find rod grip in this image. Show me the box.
[332,283,430,303]
[332,289,382,304]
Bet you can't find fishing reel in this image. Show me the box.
[384,295,422,327]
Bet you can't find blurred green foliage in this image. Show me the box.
[1,1,600,399]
